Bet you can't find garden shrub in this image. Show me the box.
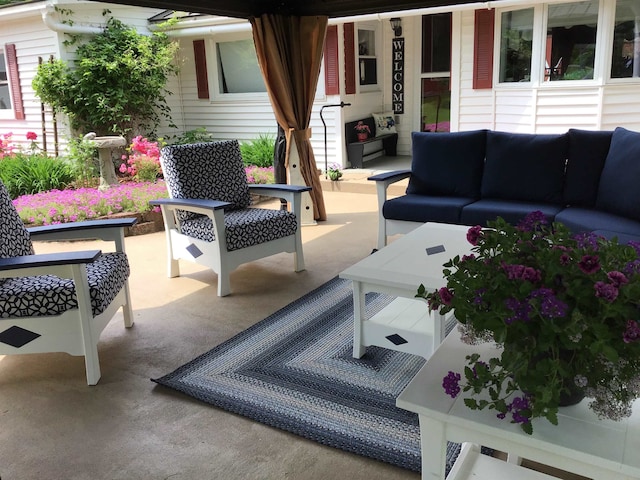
[172,128,215,145]
[0,154,75,199]
[240,133,275,168]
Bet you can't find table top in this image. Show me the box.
[340,222,471,292]
[397,332,640,478]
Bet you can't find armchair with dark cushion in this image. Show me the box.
[151,141,311,296]
[0,179,135,385]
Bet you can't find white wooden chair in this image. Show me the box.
[151,141,311,296]
[0,179,135,385]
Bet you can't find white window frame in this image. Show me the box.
[0,49,14,120]
[209,33,269,102]
[356,22,381,93]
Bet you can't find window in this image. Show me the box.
[499,8,534,83]
[421,14,451,132]
[0,51,10,110]
[216,39,266,94]
[611,0,640,78]
[358,27,377,86]
[545,0,598,81]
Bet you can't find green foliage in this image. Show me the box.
[420,213,640,434]
[32,15,179,137]
[0,153,75,198]
[240,133,275,167]
[172,128,216,145]
[63,137,100,187]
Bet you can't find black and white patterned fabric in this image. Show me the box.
[0,179,34,258]
[0,252,130,318]
[0,179,130,318]
[160,141,251,223]
[180,209,298,251]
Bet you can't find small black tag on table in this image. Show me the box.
[426,244,445,255]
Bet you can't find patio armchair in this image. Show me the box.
[151,140,311,297]
[0,179,135,385]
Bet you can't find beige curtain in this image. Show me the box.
[250,14,328,221]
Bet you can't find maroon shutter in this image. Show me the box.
[193,40,209,99]
[324,25,339,95]
[473,9,495,90]
[344,23,356,95]
[5,44,24,120]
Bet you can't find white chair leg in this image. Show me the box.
[122,281,134,328]
[294,232,305,272]
[84,343,102,385]
[168,257,180,278]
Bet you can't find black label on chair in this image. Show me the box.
[386,334,408,346]
[186,243,203,258]
[0,326,41,348]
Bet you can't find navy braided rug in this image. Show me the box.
[152,276,462,473]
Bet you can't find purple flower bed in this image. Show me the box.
[13,181,169,226]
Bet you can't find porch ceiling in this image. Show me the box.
[101,0,490,19]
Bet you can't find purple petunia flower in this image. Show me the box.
[607,271,629,288]
[502,263,542,283]
[442,371,461,398]
[594,281,619,302]
[578,255,601,274]
[559,253,571,266]
[466,225,483,246]
[517,211,546,232]
[509,396,531,424]
[623,320,640,344]
[438,287,454,305]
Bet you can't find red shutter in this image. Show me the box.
[324,25,339,95]
[193,40,210,100]
[473,9,495,90]
[5,44,24,120]
[343,23,356,95]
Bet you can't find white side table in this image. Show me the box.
[340,223,471,359]
[397,332,640,480]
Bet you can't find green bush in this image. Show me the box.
[63,137,100,187]
[240,133,275,168]
[0,154,75,198]
[172,128,216,145]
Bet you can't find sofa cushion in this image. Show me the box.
[460,199,562,227]
[383,194,476,224]
[406,130,487,198]
[596,127,640,221]
[555,207,640,237]
[564,129,612,207]
[481,131,568,204]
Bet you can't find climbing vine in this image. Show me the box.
[32,12,179,138]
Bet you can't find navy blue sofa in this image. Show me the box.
[369,127,640,249]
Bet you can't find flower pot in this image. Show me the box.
[357,133,368,142]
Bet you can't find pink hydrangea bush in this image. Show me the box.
[119,136,163,182]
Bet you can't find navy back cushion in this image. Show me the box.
[596,127,640,221]
[481,131,568,204]
[564,129,612,207]
[406,130,487,198]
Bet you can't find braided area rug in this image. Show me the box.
[153,276,462,473]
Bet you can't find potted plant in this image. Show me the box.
[354,121,371,142]
[419,212,640,434]
[326,162,343,181]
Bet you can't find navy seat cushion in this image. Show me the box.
[383,194,476,224]
[555,207,640,237]
[564,129,612,207]
[406,130,487,198]
[481,131,568,204]
[596,127,640,221]
[460,199,562,227]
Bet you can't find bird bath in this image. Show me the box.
[83,132,126,190]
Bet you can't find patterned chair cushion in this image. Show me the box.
[160,141,251,222]
[0,252,130,318]
[180,209,298,251]
[0,179,34,258]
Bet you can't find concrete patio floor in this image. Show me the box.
[0,169,420,480]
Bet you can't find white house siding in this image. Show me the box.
[0,6,59,152]
[456,6,640,136]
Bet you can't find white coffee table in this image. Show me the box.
[397,332,640,480]
[339,222,471,359]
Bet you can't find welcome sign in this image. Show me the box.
[392,38,405,114]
